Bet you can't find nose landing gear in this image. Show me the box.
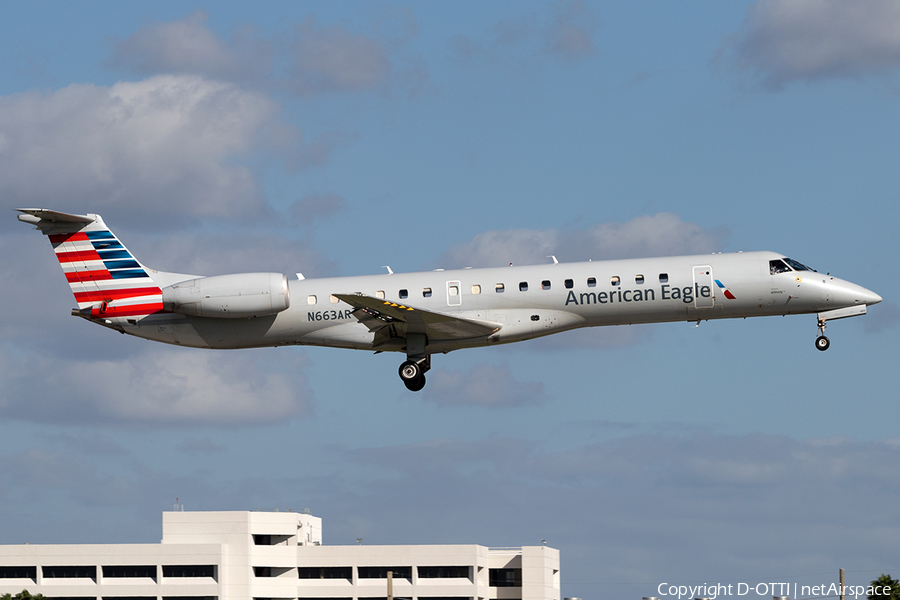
[815,318,830,351]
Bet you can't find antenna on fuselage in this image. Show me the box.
[382,266,393,275]
[547,255,558,264]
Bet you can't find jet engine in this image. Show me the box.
[162,273,291,318]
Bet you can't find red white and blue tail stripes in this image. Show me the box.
[48,221,163,319]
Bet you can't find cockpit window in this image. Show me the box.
[784,258,815,272]
[769,259,791,274]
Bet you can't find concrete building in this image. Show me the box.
[0,510,560,600]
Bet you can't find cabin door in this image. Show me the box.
[446,280,462,306]
[692,265,715,308]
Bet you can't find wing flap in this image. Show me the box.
[333,293,501,341]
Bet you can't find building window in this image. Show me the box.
[611,276,620,286]
[489,568,522,587]
[297,567,352,580]
[399,289,408,299]
[495,283,505,293]
[418,566,470,578]
[541,280,551,290]
[519,281,528,292]
[471,284,481,295]
[635,274,644,284]
[659,273,668,283]
[357,566,412,579]
[423,287,433,297]
[162,565,216,578]
[307,295,317,305]
[587,277,596,287]
[42,566,96,579]
[253,534,292,546]
[103,565,156,578]
[0,566,36,580]
[564,279,573,289]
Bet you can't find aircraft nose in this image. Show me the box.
[863,288,883,305]
[836,279,882,306]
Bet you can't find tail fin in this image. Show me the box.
[17,208,164,320]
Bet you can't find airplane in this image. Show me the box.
[17,208,883,392]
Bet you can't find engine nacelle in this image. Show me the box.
[162,273,291,319]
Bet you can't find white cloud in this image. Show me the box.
[454,0,598,65]
[0,75,280,225]
[724,0,900,89]
[436,213,726,268]
[108,11,426,99]
[286,18,392,96]
[290,192,346,226]
[109,11,271,86]
[545,0,597,59]
[0,345,314,426]
[423,363,546,408]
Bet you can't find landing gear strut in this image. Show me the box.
[815,318,830,351]
[399,356,430,392]
[399,333,430,392]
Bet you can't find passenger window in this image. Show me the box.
[769,259,791,275]
[330,295,339,304]
[400,289,408,299]
[564,279,573,289]
[659,273,668,283]
[611,276,620,286]
[307,295,317,305]
[472,284,481,295]
[376,290,385,299]
[519,282,528,292]
[635,274,644,284]
[587,277,596,287]
[542,280,551,290]
[495,283,505,293]
[423,288,432,297]
[448,286,459,296]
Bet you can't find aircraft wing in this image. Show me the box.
[333,293,501,346]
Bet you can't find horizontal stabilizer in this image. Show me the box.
[17,208,95,226]
[333,293,501,342]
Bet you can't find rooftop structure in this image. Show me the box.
[0,510,560,600]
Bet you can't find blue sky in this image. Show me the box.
[1,1,899,599]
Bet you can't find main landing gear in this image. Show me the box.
[399,332,430,392]
[815,317,830,351]
[399,356,430,392]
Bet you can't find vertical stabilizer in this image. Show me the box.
[17,209,163,320]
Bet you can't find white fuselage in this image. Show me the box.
[116,251,880,353]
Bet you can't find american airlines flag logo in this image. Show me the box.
[50,229,163,319]
[714,279,736,300]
